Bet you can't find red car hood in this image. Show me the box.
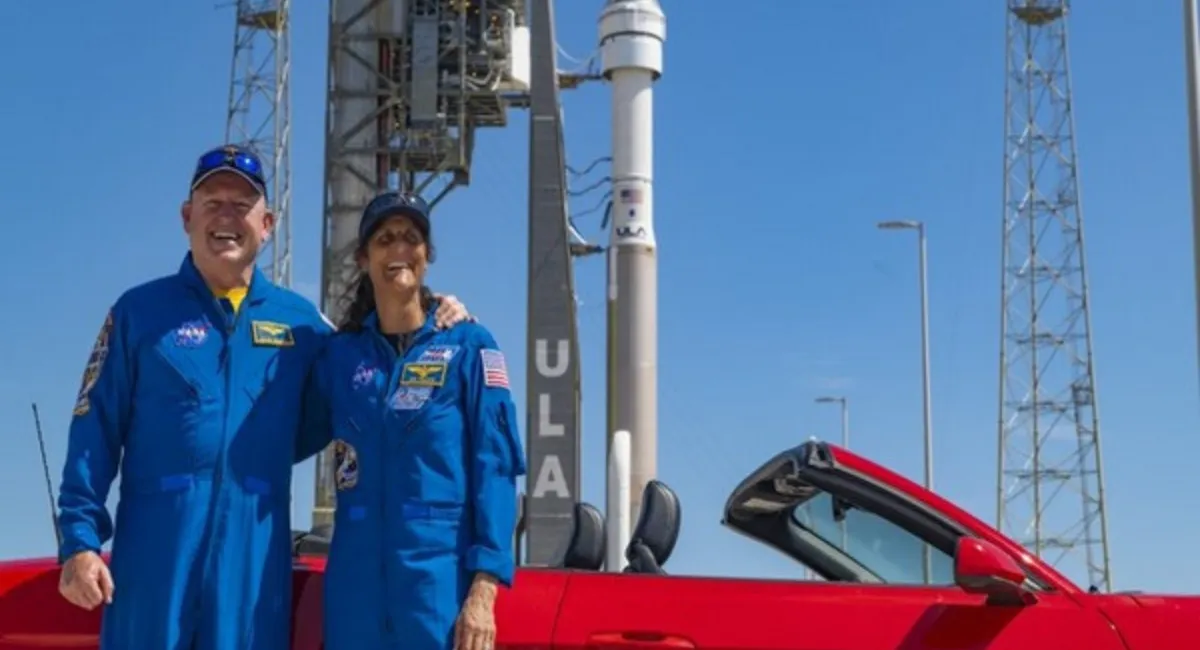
[1090,592,1200,650]
[1125,593,1200,608]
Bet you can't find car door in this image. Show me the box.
[554,569,1128,650]
[555,487,1128,650]
[493,568,571,650]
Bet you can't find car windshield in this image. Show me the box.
[790,491,956,585]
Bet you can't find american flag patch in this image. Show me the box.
[480,349,509,388]
[619,187,643,204]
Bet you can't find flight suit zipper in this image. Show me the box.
[201,297,244,594]
[214,296,243,507]
[373,325,436,638]
[379,334,400,637]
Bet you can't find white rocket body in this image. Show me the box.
[600,0,665,520]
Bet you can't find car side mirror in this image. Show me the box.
[954,537,1036,606]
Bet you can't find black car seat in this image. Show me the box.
[556,502,607,570]
[292,523,333,556]
[623,480,681,575]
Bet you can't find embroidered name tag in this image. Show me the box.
[400,362,447,387]
[251,321,294,347]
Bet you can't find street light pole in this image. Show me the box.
[877,220,933,490]
[1185,0,1200,381]
[917,227,933,493]
[878,219,933,584]
[814,396,849,448]
[841,399,848,449]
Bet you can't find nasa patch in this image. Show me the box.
[391,386,433,411]
[173,319,209,347]
[351,361,380,390]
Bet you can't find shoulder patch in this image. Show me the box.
[73,311,114,416]
[480,349,509,389]
[333,439,359,490]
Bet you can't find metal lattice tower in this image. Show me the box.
[225,0,292,287]
[315,0,530,529]
[996,0,1112,592]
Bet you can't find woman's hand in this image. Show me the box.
[455,574,498,650]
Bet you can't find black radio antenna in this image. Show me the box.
[31,403,62,548]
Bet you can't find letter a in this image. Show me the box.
[532,455,570,499]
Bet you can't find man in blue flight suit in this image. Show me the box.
[53,145,469,650]
[295,191,526,650]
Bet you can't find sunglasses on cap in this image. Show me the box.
[191,145,267,196]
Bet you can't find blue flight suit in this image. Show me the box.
[57,253,333,650]
[297,305,527,650]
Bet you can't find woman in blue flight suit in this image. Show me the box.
[297,191,527,650]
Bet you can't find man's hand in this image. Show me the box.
[432,293,475,329]
[58,550,114,610]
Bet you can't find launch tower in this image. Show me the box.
[314,0,531,529]
[224,0,293,286]
[996,0,1112,591]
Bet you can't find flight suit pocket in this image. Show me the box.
[398,502,464,552]
[134,342,215,462]
[150,346,206,403]
[241,350,281,402]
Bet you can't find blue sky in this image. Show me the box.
[1,1,1197,594]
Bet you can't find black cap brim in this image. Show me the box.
[359,206,431,244]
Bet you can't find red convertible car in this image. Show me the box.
[0,441,1196,649]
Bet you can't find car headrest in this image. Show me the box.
[624,480,681,574]
[291,526,332,557]
[560,502,606,570]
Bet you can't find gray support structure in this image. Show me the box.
[316,0,530,531]
[523,0,582,565]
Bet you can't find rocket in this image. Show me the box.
[601,0,665,519]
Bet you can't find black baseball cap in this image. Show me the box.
[358,191,431,246]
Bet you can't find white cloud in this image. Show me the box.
[812,376,855,390]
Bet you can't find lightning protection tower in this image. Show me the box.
[225,0,293,287]
[997,0,1112,592]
